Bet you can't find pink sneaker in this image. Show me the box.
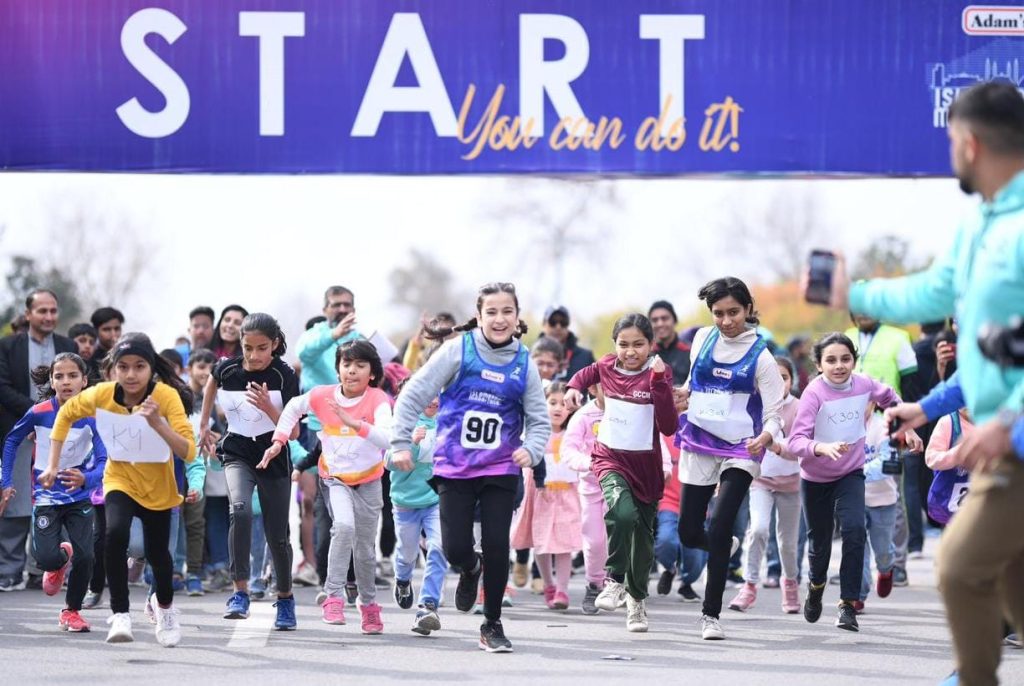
[360,602,384,635]
[59,608,91,633]
[543,585,558,609]
[552,590,569,610]
[43,542,73,596]
[321,597,346,625]
[781,578,800,614]
[728,582,757,612]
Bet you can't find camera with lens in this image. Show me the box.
[978,316,1024,368]
[884,420,904,476]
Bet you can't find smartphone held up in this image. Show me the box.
[804,249,837,305]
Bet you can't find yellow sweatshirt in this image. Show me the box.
[51,381,197,511]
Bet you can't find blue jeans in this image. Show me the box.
[394,504,446,606]
[204,496,230,572]
[860,503,897,601]
[655,509,708,584]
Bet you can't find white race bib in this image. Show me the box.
[544,454,579,484]
[96,409,171,463]
[33,426,94,471]
[687,390,756,443]
[217,389,283,438]
[813,394,869,445]
[598,398,653,452]
[460,411,503,450]
[948,482,970,514]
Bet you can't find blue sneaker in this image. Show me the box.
[172,574,185,592]
[186,574,204,597]
[224,591,250,619]
[274,597,297,631]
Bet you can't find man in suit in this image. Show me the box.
[0,288,77,590]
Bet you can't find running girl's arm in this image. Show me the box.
[184,453,206,495]
[147,385,197,463]
[521,362,552,467]
[651,361,677,437]
[1,407,38,489]
[390,337,463,453]
[565,362,600,395]
[754,349,787,439]
[292,440,320,472]
[358,400,393,451]
[868,377,901,410]
[925,415,963,470]
[786,388,824,460]
[198,374,218,452]
[271,392,314,445]
[561,410,593,472]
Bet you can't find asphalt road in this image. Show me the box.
[0,537,1021,685]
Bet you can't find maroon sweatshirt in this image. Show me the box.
[567,355,676,505]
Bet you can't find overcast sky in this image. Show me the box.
[0,173,975,352]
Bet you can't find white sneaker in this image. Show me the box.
[700,614,725,640]
[626,596,648,633]
[595,580,627,612]
[151,595,182,647]
[105,612,134,643]
[144,594,157,624]
[730,536,740,557]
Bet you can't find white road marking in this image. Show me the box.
[225,601,275,649]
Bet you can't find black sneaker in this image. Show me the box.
[678,583,701,603]
[25,574,43,591]
[804,582,825,624]
[572,551,585,572]
[582,582,601,615]
[836,602,859,632]
[345,582,358,605]
[726,570,745,588]
[412,601,441,636]
[394,579,414,609]
[455,555,483,613]
[657,569,676,596]
[479,619,513,653]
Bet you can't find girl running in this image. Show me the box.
[728,355,802,614]
[561,384,608,615]
[385,392,447,635]
[675,277,786,641]
[788,332,921,632]
[510,382,581,611]
[199,313,300,630]
[0,353,106,632]
[390,282,550,653]
[40,333,196,646]
[564,313,676,633]
[263,339,390,635]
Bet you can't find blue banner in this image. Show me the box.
[1,1,1022,175]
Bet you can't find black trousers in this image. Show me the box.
[678,469,753,618]
[803,471,866,604]
[105,491,173,614]
[435,475,517,622]
[32,500,95,611]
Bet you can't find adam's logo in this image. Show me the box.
[712,368,733,380]
[481,369,506,384]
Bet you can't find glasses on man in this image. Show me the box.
[547,318,569,328]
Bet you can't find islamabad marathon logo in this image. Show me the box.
[927,37,1024,128]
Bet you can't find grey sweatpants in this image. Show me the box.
[324,478,382,605]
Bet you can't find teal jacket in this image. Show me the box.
[385,414,439,510]
[296,321,362,430]
[850,171,1024,423]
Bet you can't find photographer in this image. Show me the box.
[814,81,1024,686]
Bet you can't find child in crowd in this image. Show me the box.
[511,382,581,611]
[858,405,900,612]
[565,313,676,633]
[264,339,391,635]
[1,353,106,632]
[729,355,802,614]
[386,393,447,635]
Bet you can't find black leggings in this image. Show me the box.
[90,503,106,594]
[679,469,754,618]
[379,470,396,558]
[32,500,95,611]
[105,491,173,614]
[436,475,517,622]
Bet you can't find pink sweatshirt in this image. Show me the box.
[752,394,800,493]
[925,412,975,471]
[562,400,604,497]
[788,374,900,483]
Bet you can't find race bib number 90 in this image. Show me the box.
[460,411,503,450]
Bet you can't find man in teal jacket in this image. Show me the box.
[821,81,1024,686]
